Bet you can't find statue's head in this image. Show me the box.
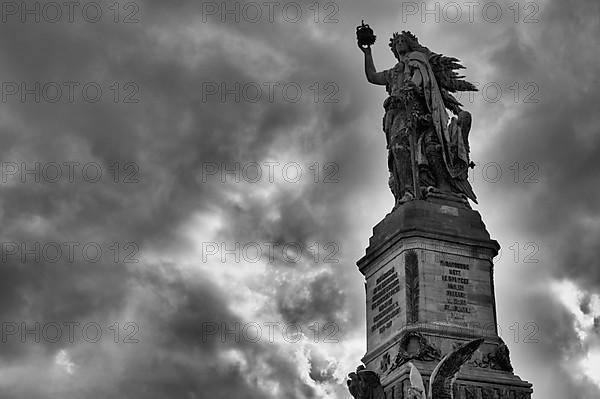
[389,31,421,60]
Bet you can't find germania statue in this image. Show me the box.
[357,23,478,209]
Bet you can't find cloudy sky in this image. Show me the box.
[0,0,599,397]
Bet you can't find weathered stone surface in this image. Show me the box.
[358,28,478,207]
[378,360,532,399]
[355,200,532,398]
[359,200,500,354]
[353,21,532,399]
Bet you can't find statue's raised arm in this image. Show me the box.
[356,24,479,209]
[357,21,386,86]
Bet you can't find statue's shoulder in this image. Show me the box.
[383,62,403,81]
[383,62,403,72]
[407,51,428,64]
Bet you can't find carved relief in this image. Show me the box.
[481,387,498,399]
[464,386,477,399]
[466,343,514,372]
[449,384,532,399]
[488,344,514,372]
[405,250,419,324]
[389,332,441,372]
[380,352,391,372]
[514,391,529,399]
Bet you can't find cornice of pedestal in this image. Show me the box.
[362,322,502,365]
[357,200,500,275]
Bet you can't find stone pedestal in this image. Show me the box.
[357,199,532,398]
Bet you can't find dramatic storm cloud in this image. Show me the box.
[0,0,599,398]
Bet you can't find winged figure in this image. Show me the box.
[348,338,483,399]
[358,28,479,207]
[410,338,484,399]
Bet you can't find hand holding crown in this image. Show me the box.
[356,20,376,52]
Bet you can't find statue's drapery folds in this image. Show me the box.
[353,25,533,399]
[359,29,478,208]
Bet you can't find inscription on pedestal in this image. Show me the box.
[371,267,400,334]
[426,253,494,330]
[441,260,472,319]
[356,199,530,397]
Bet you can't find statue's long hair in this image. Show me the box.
[389,31,477,115]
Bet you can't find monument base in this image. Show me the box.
[383,361,532,399]
[356,199,532,398]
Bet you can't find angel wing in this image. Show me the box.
[429,54,478,115]
[428,338,484,399]
[408,362,427,399]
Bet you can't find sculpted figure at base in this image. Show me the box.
[347,365,385,399]
[357,26,478,209]
[348,338,484,399]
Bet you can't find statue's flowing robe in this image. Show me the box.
[382,50,476,202]
[406,51,470,179]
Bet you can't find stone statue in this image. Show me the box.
[348,338,484,399]
[347,365,385,399]
[487,343,514,372]
[424,338,484,399]
[357,25,478,209]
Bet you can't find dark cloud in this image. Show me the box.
[481,0,600,288]
[1,0,599,397]
[475,1,600,395]
[276,270,346,327]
